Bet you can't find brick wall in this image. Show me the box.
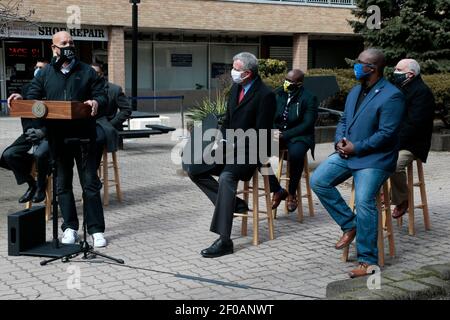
[107,27,125,89]
[19,0,355,35]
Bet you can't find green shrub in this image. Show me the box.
[305,69,450,112]
[306,69,357,110]
[258,59,288,78]
[186,94,227,123]
[262,73,285,90]
[422,74,450,111]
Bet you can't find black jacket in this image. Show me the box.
[25,59,107,141]
[220,76,277,181]
[96,82,132,152]
[273,86,318,157]
[397,75,435,162]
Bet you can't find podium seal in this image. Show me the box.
[32,101,48,118]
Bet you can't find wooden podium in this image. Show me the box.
[10,100,92,119]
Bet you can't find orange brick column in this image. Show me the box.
[293,33,309,72]
[107,27,125,89]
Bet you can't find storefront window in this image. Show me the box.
[4,40,44,96]
[154,43,207,91]
[125,40,153,91]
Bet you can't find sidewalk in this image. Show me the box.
[1,115,450,300]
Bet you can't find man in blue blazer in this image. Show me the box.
[310,48,405,278]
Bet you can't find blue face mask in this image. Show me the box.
[354,63,373,80]
[33,68,41,78]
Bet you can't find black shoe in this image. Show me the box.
[18,185,37,203]
[235,199,249,213]
[32,188,46,203]
[201,238,233,258]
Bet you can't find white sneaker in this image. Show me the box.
[61,228,79,244]
[92,232,107,248]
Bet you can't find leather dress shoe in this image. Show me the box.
[18,185,37,203]
[287,194,298,212]
[349,262,377,278]
[32,187,46,203]
[335,228,356,250]
[272,188,288,209]
[201,238,233,258]
[392,200,408,219]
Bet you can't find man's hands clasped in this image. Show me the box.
[336,137,355,159]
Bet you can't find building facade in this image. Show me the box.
[0,0,363,112]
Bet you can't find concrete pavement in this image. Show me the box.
[1,114,450,300]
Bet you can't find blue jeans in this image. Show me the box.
[310,153,390,265]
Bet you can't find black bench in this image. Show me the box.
[145,124,176,133]
[118,129,164,139]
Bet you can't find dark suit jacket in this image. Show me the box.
[397,75,435,162]
[335,77,406,172]
[220,76,277,181]
[96,82,132,152]
[0,83,47,170]
[273,86,318,157]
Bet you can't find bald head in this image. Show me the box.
[52,31,73,46]
[286,69,305,84]
[395,59,420,76]
[358,48,386,74]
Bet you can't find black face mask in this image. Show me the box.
[53,45,76,69]
[393,72,409,87]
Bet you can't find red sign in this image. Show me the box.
[7,47,40,58]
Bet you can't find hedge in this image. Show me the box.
[263,68,450,112]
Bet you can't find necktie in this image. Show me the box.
[238,86,245,104]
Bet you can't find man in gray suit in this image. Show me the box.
[91,63,132,168]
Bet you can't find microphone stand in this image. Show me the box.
[41,138,124,266]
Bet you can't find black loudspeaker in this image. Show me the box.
[8,206,46,256]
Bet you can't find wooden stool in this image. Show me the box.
[397,159,431,235]
[25,161,52,221]
[234,167,274,246]
[98,149,123,206]
[342,180,395,267]
[273,149,314,222]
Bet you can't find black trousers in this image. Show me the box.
[56,141,105,235]
[2,135,50,189]
[95,125,106,170]
[268,140,309,195]
[189,165,248,239]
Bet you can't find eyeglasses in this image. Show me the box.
[355,60,376,68]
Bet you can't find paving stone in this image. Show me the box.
[1,117,450,299]
[387,280,443,299]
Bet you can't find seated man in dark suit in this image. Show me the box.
[91,63,132,168]
[269,69,318,212]
[188,52,276,258]
[0,58,50,203]
[390,59,435,218]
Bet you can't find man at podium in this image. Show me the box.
[7,31,108,248]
